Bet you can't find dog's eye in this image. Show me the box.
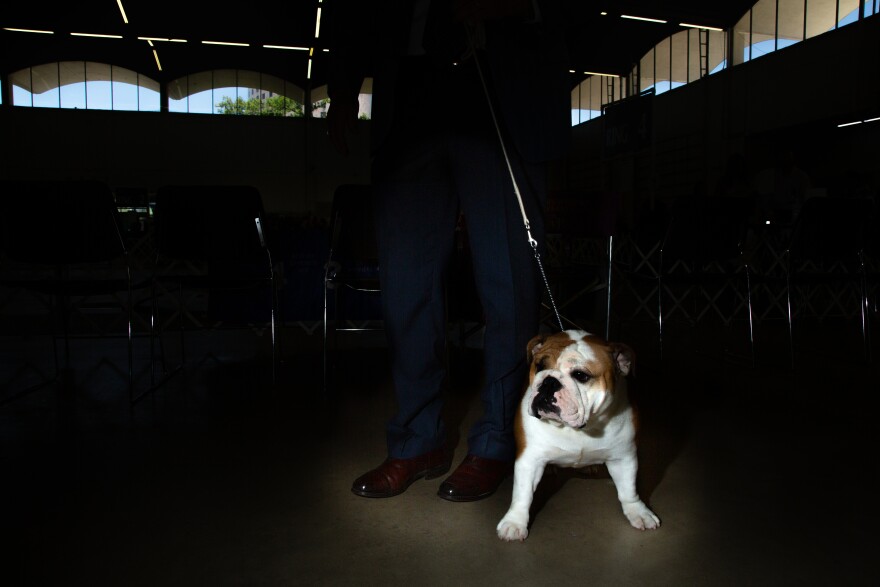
[535,358,547,372]
[571,370,590,383]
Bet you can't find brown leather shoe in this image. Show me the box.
[437,454,513,502]
[351,447,450,498]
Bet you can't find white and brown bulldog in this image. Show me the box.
[496,329,660,542]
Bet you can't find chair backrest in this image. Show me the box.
[788,196,874,262]
[153,184,268,271]
[661,196,755,269]
[328,184,378,267]
[0,179,125,265]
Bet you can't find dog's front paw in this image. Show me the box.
[622,501,661,530]
[497,512,529,542]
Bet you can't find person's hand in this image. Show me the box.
[326,95,360,157]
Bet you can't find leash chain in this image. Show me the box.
[464,22,564,332]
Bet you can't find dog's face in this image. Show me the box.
[526,330,634,429]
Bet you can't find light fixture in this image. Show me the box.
[3,27,53,34]
[584,71,619,78]
[116,0,129,24]
[679,22,723,31]
[138,36,187,43]
[202,40,250,47]
[152,49,162,71]
[70,32,124,39]
[838,116,879,128]
[314,6,323,38]
[263,44,309,51]
[621,14,667,24]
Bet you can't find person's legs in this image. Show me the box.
[372,137,459,460]
[451,135,545,463]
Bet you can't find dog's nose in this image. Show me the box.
[538,377,562,395]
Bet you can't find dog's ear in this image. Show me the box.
[527,334,547,360]
[608,342,635,376]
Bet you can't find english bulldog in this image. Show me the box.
[496,329,660,542]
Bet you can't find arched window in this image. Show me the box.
[167,70,305,116]
[619,0,875,102]
[571,75,622,125]
[9,62,160,111]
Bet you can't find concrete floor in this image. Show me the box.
[1,318,877,587]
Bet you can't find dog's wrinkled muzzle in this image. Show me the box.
[530,376,562,419]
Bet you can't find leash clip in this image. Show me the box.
[526,226,538,251]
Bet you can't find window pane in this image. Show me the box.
[733,10,751,64]
[59,62,86,109]
[85,62,112,110]
[356,78,372,119]
[138,76,161,112]
[30,63,60,108]
[188,89,214,114]
[10,69,34,106]
[670,30,687,86]
[168,76,188,113]
[708,30,728,74]
[779,0,805,45]
[169,77,211,113]
[640,48,654,93]
[111,81,138,111]
[750,0,777,59]
[110,65,139,111]
[570,77,605,124]
[838,0,861,26]
[654,38,671,95]
[806,0,836,38]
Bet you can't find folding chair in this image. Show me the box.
[323,184,382,392]
[149,185,278,388]
[0,179,140,404]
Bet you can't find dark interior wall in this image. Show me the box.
[0,106,371,217]
[558,14,879,231]
[1,16,877,221]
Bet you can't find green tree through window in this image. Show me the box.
[216,94,304,116]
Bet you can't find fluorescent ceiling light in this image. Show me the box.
[584,71,619,77]
[71,32,124,39]
[680,22,723,31]
[202,40,250,47]
[621,14,667,24]
[138,37,187,43]
[263,44,309,51]
[117,0,129,24]
[3,27,53,34]
[314,6,323,38]
[839,116,880,127]
[152,49,162,71]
